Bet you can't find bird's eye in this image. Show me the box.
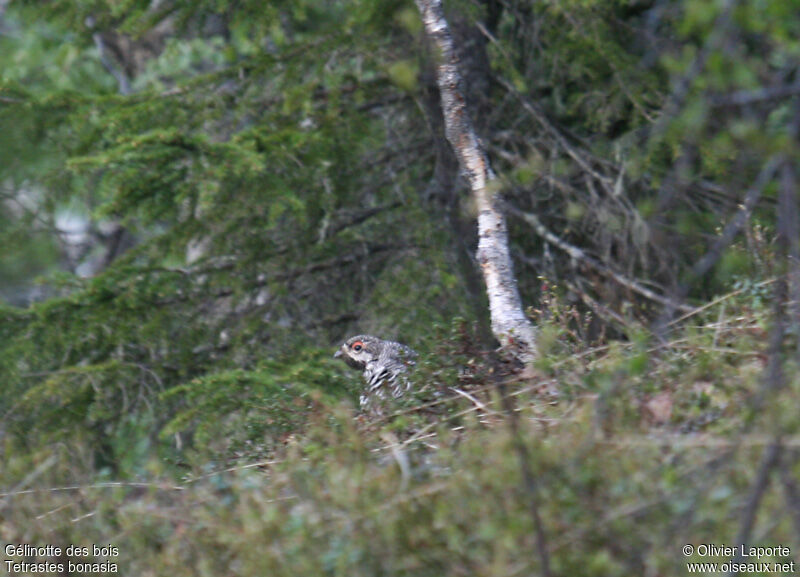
[352,341,363,352]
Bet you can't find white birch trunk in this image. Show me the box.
[415,0,537,359]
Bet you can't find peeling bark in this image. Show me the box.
[415,0,537,359]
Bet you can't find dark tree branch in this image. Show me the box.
[778,449,800,538]
[711,81,800,107]
[728,439,782,575]
[781,100,800,353]
[655,158,780,333]
[324,202,401,239]
[727,134,798,570]
[689,158,780,281]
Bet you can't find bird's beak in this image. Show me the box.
[333,349,342,359]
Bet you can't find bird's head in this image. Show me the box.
[333,334,383,370]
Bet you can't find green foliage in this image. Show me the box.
[2,337,796,576]
[161,352,354,458]
[1,0,470,468]
[497,0,662,134]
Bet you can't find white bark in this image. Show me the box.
[415,0,537,358]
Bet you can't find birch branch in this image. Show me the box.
[415,0,537,359]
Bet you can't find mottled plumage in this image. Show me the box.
[333,334,417,412]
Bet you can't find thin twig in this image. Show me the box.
[729,439,782,574]
[448,386,496,415]
[711,81,800,107]
[666,279,775,327]
[507,203,694,313]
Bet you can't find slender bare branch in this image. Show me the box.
[507,202,694,313]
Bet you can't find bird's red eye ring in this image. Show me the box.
[352,341,363,352]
